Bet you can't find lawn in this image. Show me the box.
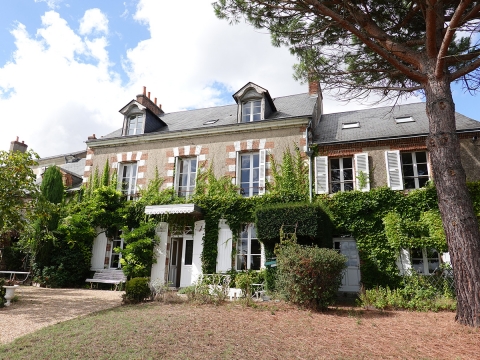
[1,300,478,360]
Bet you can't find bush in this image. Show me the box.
[275,242,346,310]
[124,277,151,303]
[0,278,5,307]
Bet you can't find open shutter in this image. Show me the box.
[396,249,412,275]
[150,222,169,283]
[216,219,233,272]
[235,152,240,186]
[385,150,404,190]
[354,152,370,192]
[173,156,180,194]
[314,156,329,194]
[258,149,266,195]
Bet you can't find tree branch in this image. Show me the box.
[450,56,480,80]
[436,0,473,78]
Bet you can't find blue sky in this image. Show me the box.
[0,0,478,157]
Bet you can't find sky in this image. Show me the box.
[0,0,478,158]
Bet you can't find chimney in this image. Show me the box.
[308,79,320,97]
[9,136,28,153]
[88,134,97,140]
[136,86,164,116]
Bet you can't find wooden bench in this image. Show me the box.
[86,269,126,291]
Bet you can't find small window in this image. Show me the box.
[184,240,194,265]
[395,116,414,124]
[176,158,197,198]
[127,114,144,135]
[411,248,440,274]
[239,153,260,197]
[401,151,429,189]
[342,122,360,129]
[203,119,219,125]
[242,100,261,122]
[330,157,354,193]
[119,162,137,200]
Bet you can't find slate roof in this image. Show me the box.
[314,102,480,144]
[102,93,317,139]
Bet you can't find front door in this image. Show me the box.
[168,238,183,287]
[334,238,361,292]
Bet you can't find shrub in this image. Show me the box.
[124,277,151,303]
[0,278,5,307]
[275,242,346,310]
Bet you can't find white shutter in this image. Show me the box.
[150,222,169,284]
[216,219,233,272]
[90,230,108,270]
[354,152,370,192]
[385,150,404,190]
[396,248,412,275]
[258,149,266,195]
[173,156,180,194]
[192,220,205,284]
[235,151,240,186]
[314,156,329,194]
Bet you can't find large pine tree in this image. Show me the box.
[214,0,480,326]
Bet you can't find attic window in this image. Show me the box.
[203,119,219,125]
[395,116,415,124]
[342,122,360,129]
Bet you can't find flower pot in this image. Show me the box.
[3,285,19,306]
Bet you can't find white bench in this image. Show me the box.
[86,269,126,291]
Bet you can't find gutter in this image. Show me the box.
[86,117,310,148]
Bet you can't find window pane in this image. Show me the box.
[250,225,257,238]
[343,158,353,168]
[331,183,341,193]
[404,178,416,189]
[418,177,429,188]
[402,153,413,164]
[185,240,193,265]
[252,154,259,167]
[417,164,428,176]
[236,255,247,270]
[241,156,250,168]
[191,159,197,172]
[251,255,261,270]
[330,159,340,170]
[415,152,427,163]
[344,182,354,191]
[241,170,250,182]
[253,114,261,121]
[343,169,353,181]
[252,169,259,182]
[403,164,414,177]
[251,239,261,255]
[331,169,341,182]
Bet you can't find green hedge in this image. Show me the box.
[255,202,333,253]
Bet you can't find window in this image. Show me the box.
[342,122,360,129]
[127,114,144,135]
[401,152,429,189]
[330,158,354,193]
[240,153,259,197]
[184,239,194,266]
[119,163,137,200]
[236,224,261,271]
[242,100,261,122]
[411,248,440,274]
[395,116,415,124]
[176,158,197,198]
[110,239,123,269]
[315,153,369,194]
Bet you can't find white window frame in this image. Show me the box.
[242,100,262,122]
[401,151,430,190]
[118,162,137,200]
[329,157,354,193]
[126,114,144,135]
[236,224,262,271]
[237,151,266,197]
[175,157,198,198]
[109,239,124,269]
[410,248,441,275]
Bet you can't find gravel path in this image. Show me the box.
[0,286,123,344]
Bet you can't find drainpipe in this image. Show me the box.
[305,120,314,203]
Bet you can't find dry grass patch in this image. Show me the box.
[1,300,479,360]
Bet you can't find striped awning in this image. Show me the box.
[144,204,203,215]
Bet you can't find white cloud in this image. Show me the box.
[79,8,109,36]
[34,0,63,9]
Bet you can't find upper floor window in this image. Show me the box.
[119,162,137,200]
[127,114,144,135]
[236,224,261,271]
[330,158,354,193]
[385,150,429,190]
[176,157,197,198]
[401,152,429,189]
[240,153,259,197]
[315,153,370,194]
[242,100,261,122]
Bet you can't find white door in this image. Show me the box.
[334,238,361,292]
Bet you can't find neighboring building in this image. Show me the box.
[83,83,480,291]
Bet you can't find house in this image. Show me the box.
[83,83,480,291]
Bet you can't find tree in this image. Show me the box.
[214,1,480,326]
[0,149,39,236]
[41,166,64,204]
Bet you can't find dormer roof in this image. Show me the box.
[232,82,277,112]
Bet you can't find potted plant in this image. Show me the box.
[2,279,19,306]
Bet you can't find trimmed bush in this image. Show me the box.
[275,242,346,310]
[124,277,151,303]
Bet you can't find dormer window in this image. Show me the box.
[127,114,144,135]
[242,100,261,122]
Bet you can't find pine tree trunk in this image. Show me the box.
[425,77,480,327]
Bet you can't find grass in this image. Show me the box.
[1,300,479,360]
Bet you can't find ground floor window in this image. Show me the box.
[411,248,440,274]
[236,224,261,270]
[110,239,123,268]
